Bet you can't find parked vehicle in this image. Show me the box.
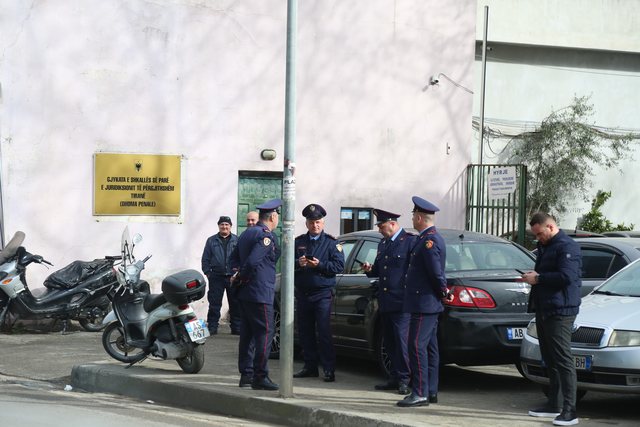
[565,237,640,295]
[520,258,640,398]
[272,229,536,375]
[0,231,120,332]
[101,228,209,374]
[602,230,640,238]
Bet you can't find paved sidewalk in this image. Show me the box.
[0,328,575,427]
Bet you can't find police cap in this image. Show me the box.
[372,208,401,225]
[411,196,440,214]
[217,215,232,225]
[302,203,326,220]
[256,199,282,214]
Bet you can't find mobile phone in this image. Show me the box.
[305,255,314,260]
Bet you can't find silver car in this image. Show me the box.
[520,258,640,397]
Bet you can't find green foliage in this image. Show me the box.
[508,96,633,218]
[579,190,633,233]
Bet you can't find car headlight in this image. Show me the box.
[526,320,538,339]
[608,330,640,347]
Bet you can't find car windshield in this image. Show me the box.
[594,260,640,297]
[445,241,534,272]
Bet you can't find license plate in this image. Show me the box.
[185,319,210,342]
[507,327,525,340]
[575,355,592,371]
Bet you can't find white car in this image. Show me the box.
[520,258,640,397]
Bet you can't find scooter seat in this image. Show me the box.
[143,293,167,313]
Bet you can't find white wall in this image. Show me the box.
[1,1,475,317]
[473,0,640,228]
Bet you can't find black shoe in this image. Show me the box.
[323,371,335,382]
[251,376,279,391]
[293,367,319,378]
[528,405,561,418]
[239,374,253,388]
[398,384,411,395]
[375,380,399,391]
[428,394,438,403]
[396,393,429,408]
[553,410,579,426]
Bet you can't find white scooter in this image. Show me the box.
[101,227,209,374]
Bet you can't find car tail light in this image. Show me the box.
[179,304,189,310]
[186,280,198,289]
[445,285,496,309]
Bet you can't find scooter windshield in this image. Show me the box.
[121,226,132,263]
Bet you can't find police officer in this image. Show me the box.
[230,199,282,391]
[293,203,345,382]
[362,209,413,395]
[201,215,239,335]
[397,196,452,408]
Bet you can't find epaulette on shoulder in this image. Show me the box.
[404,231,417,236]
[295,233,306,240]
[325,233,337,240]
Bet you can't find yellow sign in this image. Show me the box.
[94,153,181,216]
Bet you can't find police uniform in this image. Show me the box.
[366,209,413,394]
[293,204,345,382]
[398,196,448,408]
[230,199,282,391]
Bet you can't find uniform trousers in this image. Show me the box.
[297,290,335,373]
[407,313,439,397]
[381,311,411,385]
[536,313,577,411]
[237,300,274,380]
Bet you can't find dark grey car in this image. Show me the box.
[573,237,640,293]
[272,229,536,375]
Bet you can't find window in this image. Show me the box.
[340,207,372,234]
[581,248,616,279]
[349,240,378,274]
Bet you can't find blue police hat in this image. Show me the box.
[256,198,282,214]
[411,196,440,214]
[302,203,326,220]
[372,208,401,225]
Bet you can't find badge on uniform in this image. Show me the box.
[336,243,343,252]
[425,240,434,249]
[263,237,271,246]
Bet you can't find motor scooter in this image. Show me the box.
[101,227,209,374]
[0,231,120,332]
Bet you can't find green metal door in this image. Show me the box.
[237,172,283,236]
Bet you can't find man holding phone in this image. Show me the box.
[293,203,345,382]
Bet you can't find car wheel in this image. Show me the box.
[269,307,281,359]
[375,327,391,377]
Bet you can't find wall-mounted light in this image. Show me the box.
[261,149,276,161]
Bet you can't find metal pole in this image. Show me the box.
[280,0,297,398]
[478,6,489,165]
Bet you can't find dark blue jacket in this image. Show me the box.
[529,229,582,317]
[366,229,415,313]
[294,231,345,296]
[230,222,281,304]
[201,233,238,276]
[402,226,448,314]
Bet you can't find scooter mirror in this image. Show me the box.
[132,234,143,245]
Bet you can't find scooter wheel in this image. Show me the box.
[177,344,205,374]
[102,321,147,363]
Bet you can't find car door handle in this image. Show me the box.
[369,279,379,287]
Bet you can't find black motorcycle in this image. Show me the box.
[0,231,120,332]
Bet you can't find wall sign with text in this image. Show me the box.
[94,153,182,216]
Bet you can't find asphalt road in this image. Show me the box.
[1,329,639,426]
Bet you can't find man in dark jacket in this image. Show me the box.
[363,208,413,395]
[201,216,239,335]
[521,212,581,426]
[292,203,345,382]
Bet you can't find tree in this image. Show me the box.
[579,190,633,233]
[507,96,634,219]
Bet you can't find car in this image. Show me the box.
[503,229,605,251]
[272,228,537,375]
[520,257,640,398]
[571,237,640,293]
[602,230,640,238]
